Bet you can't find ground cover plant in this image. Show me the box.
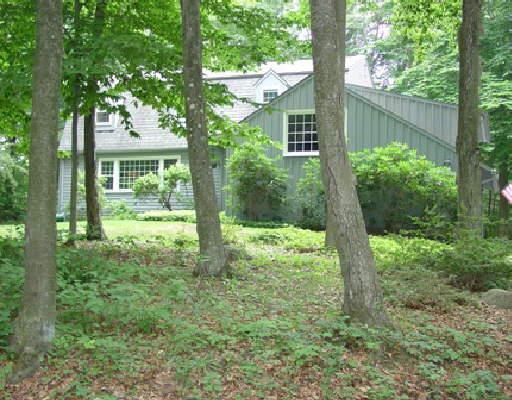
[1,220,510,399]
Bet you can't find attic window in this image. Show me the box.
[263,90,278,103]
[95,110,113,126]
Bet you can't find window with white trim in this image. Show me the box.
[286,112,318,154]
[164,159,178,170]
[119,160,159,190]
[263,89,278,103]
[100,161,114,190]
[95,110,113,126]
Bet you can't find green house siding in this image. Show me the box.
[229,76,459,220]
[57,148,225,215]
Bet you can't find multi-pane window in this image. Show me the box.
[287,113,318,154]
[119,160,159,190]
[100,161,114,190]
[96,110,112,125]
[263,90,278,103]
[164,159,178,170]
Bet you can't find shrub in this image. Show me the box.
[0,151,27,222]
[424,237,512,291]
[133,164,191,211]
[295,159,325,231]
[227,141,288,221]
[295,143,457,235]
[108,200,137,220]
[137,210,196,222]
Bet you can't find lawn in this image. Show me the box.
[0,220,511,399]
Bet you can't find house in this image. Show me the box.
[57,56,491,218]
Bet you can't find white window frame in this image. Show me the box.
[263,89,278,104]
[95,110,115,127]
[282,108,348,157]
[283,109,319,157]
[98,155,181,193]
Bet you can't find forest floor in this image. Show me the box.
[0,221,511,399]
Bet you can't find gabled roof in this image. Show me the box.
[253,69,290,88]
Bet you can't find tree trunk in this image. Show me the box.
[67,0,82,245]
[10,0,63,383]
[84,107,103,240]
[325,208,337,247]
[457,0,483,236]
[310,0,390,326]
[498,162,510,237]
[181,0,227,276]
[83,0,106,241]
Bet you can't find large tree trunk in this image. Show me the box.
[498,162,510,237]
[325,208,337,247]
[181,0,227,276]
[10,0,63,383]
[84,107,104,240]
[457,0,483,235]
[310,0,390,326]
[68,0,82,245]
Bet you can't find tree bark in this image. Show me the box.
[325,208,337,247]
[67,0,82,245]
[310,0,390,326]
[83,0,106,241]
[84,107,103,240]
[498,162,510,237]
[181,0,227,276]
[457,0,483,235]
[10,0,63,383]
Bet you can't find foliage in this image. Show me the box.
[137,210,196,223]
[295,143,457,235]
[106,200,136,220]
[295,158,325,230]
[0,151,27,222]
[422,237,512,291]
[227,141,288,221]
[133,164,191,211]
[1,222,511,398]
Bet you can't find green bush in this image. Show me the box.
[133,164,191,211]
[424,237,512,291]
[227,141,288,221]
[295,143,457,236]
[137,210,196,222]
[107,200,137,220]
[0,151,27,222]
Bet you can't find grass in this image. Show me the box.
[0,220,511,399]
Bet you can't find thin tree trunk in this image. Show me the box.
[310,0,390,326]
[83,0,106,241]
[9,0,63,383]
[68,0,82,244]
[84,107,103,240]
[498,162,510,237]
[181,0,227,276]
[457,0,483,236]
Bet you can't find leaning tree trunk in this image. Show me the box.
[498,162,510,237]
[457,0,483,236]
[68,0,82,244]
[84,107,104,240]
[10,0,63,383]
[181,0,227,276]
[310,0,390,326]
[325,208,337,247]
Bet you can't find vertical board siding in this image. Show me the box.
[241,77,457,220]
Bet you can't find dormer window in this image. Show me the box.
[263,89,278,103]
[95,110,114,126]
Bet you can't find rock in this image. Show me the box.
[481,289,512,309]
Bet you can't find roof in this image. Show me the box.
[59,56,374,152]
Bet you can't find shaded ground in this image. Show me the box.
[0,221,511,399]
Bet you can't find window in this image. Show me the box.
[164,159,178,170]
[263,90,278,103]
[100,161,114,190]
[96,110,113,126]
[119,159,159,190]
[286,112,318,154]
